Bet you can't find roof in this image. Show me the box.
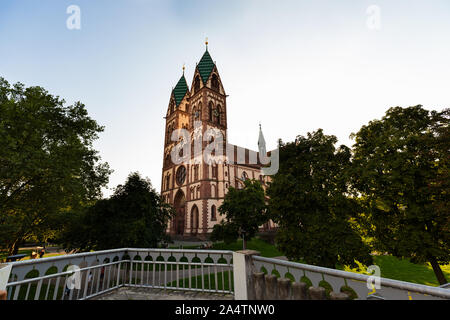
[173,74,189,106]
[197,50,215,84]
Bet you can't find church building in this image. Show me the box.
[161,43,274,240]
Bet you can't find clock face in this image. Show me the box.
[176,166,186,186]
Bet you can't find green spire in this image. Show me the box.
[197,50,215,84]
[173,74,188,106]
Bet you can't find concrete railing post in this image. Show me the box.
[277,278,291,300]
[308,287,327,300]
[232,250,260,300]
[253,272,266,300]
[264,274,278,299]
[292,282,308,300]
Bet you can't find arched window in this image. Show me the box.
[194,165,199,181]
[211,74,219,91]
[165,155,171,167]
[166,174,171,190]
[196,186,200,199]
[212,165,218,178]
[216,105,221,125]
[208,102,213,122]
[194,75,201,93]
[211,205,217,221]
[191,205,199,233]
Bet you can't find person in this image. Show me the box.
[39,248,45,258]
[0,290,7,300]
[100,267,105,285]
[64,284,71,297]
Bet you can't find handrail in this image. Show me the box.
[8,248,233,268]
[253,255,450,299]
[8,248,126,267]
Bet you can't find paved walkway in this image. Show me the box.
[92,287,234,300]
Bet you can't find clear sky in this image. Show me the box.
[1,0,449,196]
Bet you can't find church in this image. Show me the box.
[161,42,275,240]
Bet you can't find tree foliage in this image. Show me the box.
[351,106,449,284]
[211,179,267,249]
[58,172,174,251]
[0,77,111,255]
[267,129,373,269]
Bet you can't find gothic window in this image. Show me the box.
[196,186,200,199]
[211,74,219,91]
[212,165,218,178]
[241,171,248,181]
[166,174,171,190]
[208,102,213,122]
[191,205,199,233]
[165,155,171,167]
[194,165,199,181]
[211,205,217,221]
[215,106,221,125]
[194,75,201,93]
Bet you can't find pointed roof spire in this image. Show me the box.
[258,123,267,155]
[197,47,215,84]
[173,72,189,106]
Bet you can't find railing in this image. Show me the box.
[251,256,450,300]
[4,248,449,300]
[5,248,234,300]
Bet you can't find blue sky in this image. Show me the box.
[1,0,449,195]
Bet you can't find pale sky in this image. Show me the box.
[1,0,449,196]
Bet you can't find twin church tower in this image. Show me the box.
[161,43,274,239]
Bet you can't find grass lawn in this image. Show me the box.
[166,271,233,292]
[212,237,449,287]
[1,249,66,262]
[340,255,450,287]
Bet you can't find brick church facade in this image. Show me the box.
[161,44,275,240]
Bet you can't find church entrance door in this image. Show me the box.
[174,190,186,235]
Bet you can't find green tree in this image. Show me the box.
[211,179,267,250]
[0,77,111,256]
[268,130,373,269]
[351,106,449,285]
[59,172,174,251]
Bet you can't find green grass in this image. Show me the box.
[340,255,450,287]
[213,238,450,287]
[212,238,284,258]
[0,249,66,262]
[166,271,233,292]
[0,249,33,261]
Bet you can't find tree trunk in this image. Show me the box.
[429,256,448,285]
[243,237,247,250]
[7,240,18,257]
